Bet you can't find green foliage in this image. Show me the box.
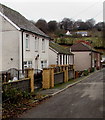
[3,85,22,104]
[83,69,89,76]
[55,35,104,48]
[90,67,95,72]
[2,85,32,104]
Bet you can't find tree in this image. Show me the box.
[73,20,89,30]
[35,19,48,33]
[60,18,74,30]
[94,22,105,31]
[86,18,95,30]
[48,20,58,32]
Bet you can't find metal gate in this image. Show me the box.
[34,69,42,89]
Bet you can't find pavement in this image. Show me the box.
[20,68,104,118]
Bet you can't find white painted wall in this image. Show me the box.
[72,51,91,71]
[0,15,20,71]
[49,47,57,65]
[0,15,49,71]
[23,32,49,70]
[49,48,74,66]
[0,15,2,71]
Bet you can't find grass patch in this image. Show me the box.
[55,37,104,48]
[54,77,85,89]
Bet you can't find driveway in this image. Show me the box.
[20,69,104,118]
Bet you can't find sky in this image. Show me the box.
[0,0,104,23]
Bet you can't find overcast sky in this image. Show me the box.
[0,0,104,23]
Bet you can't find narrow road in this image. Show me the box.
[20,69,104,118]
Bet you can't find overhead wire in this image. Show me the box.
[70,1,103,21]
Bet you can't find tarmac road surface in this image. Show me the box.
[20,69,105,118]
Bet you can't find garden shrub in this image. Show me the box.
[83,69,89,76]
[2,84,32,104]
[90,67,95,72]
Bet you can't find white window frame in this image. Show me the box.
[41,60,47,69]
[42,39,45,52]
[26,34,30,50]
[24,61,32,68]
[35,37,38,52]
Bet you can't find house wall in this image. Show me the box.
[94,52,101,69]
[0,15,49,71]
[0,15,20,71]
[49,48,74,66]
[0,14,2,71]
[72,51,91,71]
[22,32,49,70]
[49,48,57,65]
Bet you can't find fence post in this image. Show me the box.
[73,65,75,79]
[42,68,51,89]
[63,65,66,83]
[27,68,34,92]
[50,67,54,88]
[66,66,69,82]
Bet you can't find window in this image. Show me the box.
[26,34,30,50]
[24,61,32,68]
[42,39,45,52]
[35,37,38,51]
[41,60,47,69]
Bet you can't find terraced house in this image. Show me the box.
[0,4,50,71]
[49,41,74,66]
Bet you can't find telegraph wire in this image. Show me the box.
[71,1,102,21]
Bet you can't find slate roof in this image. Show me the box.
[49,41,73,55]
[0,4,49,38]
[70,42,101,53]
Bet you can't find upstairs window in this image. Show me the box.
[42,39,45,52]
[26,34,30,50]
[35,37,38,51]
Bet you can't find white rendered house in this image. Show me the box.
[0,4,50,71]
[49,41,74,66]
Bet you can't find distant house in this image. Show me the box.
[49,41,74,66]
[69,42,102,71]
[75,31,88,37]
[65,30,72,36]
[0,4,50,71]
[101,56,105,67]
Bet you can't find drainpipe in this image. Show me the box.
[21,30,24,72]
[91,49,92,69]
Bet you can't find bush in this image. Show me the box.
[83,69,89,76]
[2,85,32,104]
[90,67,95,72]
[3,85,23,104]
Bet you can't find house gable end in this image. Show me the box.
[49,47,58,54]
[0,11,20,30]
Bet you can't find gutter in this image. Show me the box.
[21,28,51,39]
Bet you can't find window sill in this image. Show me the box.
[35,50,38,52]
[26,49,30,51]
[42,51,45,53]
